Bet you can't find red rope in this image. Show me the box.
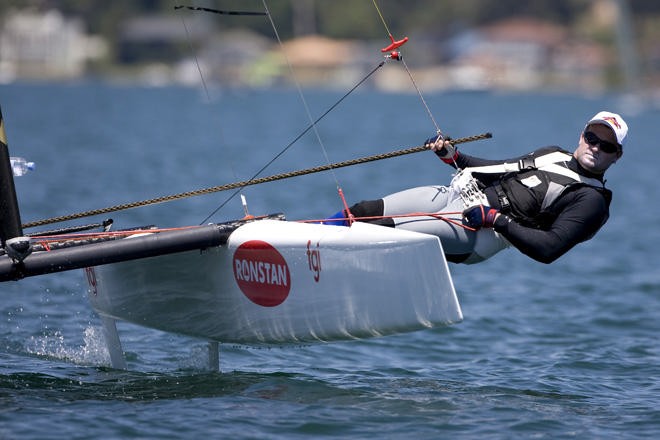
[33,212,476,245]
[303,211,477,232]
[337,187,355,225]
[32,226,201,243]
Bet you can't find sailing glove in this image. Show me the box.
[424,134,457,161]
[463,205,499,229]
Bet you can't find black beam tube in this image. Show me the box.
[0,224,233,281]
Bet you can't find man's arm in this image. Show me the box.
[493,188,609,263]
[433,141,563,171]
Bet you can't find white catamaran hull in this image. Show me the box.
[86,220,462,345]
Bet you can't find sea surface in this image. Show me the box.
[0,81,658,439]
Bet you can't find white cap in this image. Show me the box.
[586,111,628,147]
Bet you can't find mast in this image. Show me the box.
[0,104,24,245]
[612,0,641,94]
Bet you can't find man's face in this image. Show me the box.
[574,123,622,174]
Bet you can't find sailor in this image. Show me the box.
[325,111,627,264]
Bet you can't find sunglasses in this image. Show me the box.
[583,131,619,154]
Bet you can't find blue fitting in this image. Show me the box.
[322,210,348,226]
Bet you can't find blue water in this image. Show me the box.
[1,82,659,439]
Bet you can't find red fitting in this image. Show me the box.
[388,51,402,60]
[380,35,409,53]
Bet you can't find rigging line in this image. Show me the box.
[261,0,335,183]
[175,1,247,221]
[178,10,211,102]
[371,0,442,134]
[21,133,491,229]
[301,211,476,232]
[371,0,394,37]
[199,60,386,225]
[173,5,267,16]
[199,0,378,224]
[400,57,442,134]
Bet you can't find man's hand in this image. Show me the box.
[463,205,499,229]
[424,134,456,160]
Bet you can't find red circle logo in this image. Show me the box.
[233,240,291,307]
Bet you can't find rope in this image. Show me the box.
[302,211,477,232]
[22,133,491,229]
[400,57,442,134]
[371,0,394,37]
[173,5,267,16]
[371,0,441,135]
[199,1,388,225]
[199,60,386,224]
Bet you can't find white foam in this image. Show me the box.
[26,326,111,366]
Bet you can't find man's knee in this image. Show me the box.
[348,199,395,227]
[349,199,384,218]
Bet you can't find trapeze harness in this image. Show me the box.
[451,149,608,261]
